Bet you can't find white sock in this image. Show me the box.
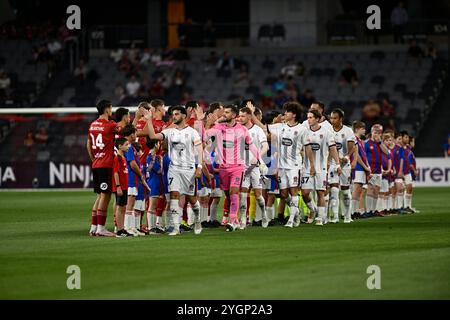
[255,204,262,222]
[405,193,412,208]
[124,212,133,229]
[351,199,360,214]
[96,224,105,233]
[200,206,207,222]
[306,199,317,216]
[317,206,326,220]
[330,187,340,219]
[239,193,248,221]
[267,205,275,220]
[342,189,351,219]
[288,196,299,221]
[89,224,97,233]
[170,199,181,231]
[192,201,201,223]
[210,201,218,221]
[134,212,141,229]
[256,195,266,221]
[324,194,330,217]
[387,196,392,210]
[397,194,404,209]
[366,195,374,212]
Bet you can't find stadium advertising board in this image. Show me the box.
[1,158,449,188]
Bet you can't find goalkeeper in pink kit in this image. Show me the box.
[206,105,265,231]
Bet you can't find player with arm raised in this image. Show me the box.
[301,109,341,226]
[267,102,307,228]
[147,106,204,236]
[328,108,356,223]
[205,104,263,232]
[87,100,120,237]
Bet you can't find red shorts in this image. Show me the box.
[219,166,244,191]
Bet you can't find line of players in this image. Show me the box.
[87,98,418,237]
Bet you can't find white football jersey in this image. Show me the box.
[303,119,333,133]
[161,126,202,169]
[244,124,267,166]
[303,125,336,173]
[268,123,307,170]
[331,125,356,165]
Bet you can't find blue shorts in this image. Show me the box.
[147,177,162,197]
[136,182,145,201]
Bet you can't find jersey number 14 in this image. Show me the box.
[90,133,105,150]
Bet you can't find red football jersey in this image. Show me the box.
[136,117,168,163]
[88,118,119,168]
[112,154,128,192]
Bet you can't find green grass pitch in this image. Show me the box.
[0,188,449,299]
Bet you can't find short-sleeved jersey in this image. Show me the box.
[125,144,141,188]
[354,137,369,172]
[207,122,252,168]
[268,122,307,170]
[402,145,411,174]
[381,148,391,171]
[112,154,128,192]
[302,119,333,132]
[365,139,383,174]
[331,125,356,163]
[391,144,405,174]
[88,118,119,168]
[244,124,267,167]
[161,126,202,169]
[303,125,335,173]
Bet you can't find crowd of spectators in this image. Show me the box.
[23,126,49,148]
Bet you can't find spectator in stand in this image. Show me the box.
[216,51,234,79]
[339,62,359,87]
[24,131,35,148]
[140,48,151,66]
[381,99,395,118]
[114,84,126,103]
[74,59,88,82]
[296,61,306,77]
[149,79,165,98]
[233,65,250,89]
[47,39,62,55]
[280,58,298,78]
[298,89,315,108]
[0,70,11,97]
[274,90,289,108]
[285,76,299,101]
[261,90,274,110]
[362,100,381,128]
[443,134,450,158]
[408,40,424,61]
[110,48,124,64]
[272,75,286,92]
[126,75,141,97]
[119,52,132,75]
[34,127,49,144]
[171,68,186,100]
[180,91,192,105]
[425,41,438,60]
[391,1,408,44]
[150,49,162,65]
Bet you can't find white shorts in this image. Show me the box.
[353,170,366,185]
[404,173,412,185]
[301,172,327,191]
[210,188,223,198]
[380,179,389,193]
[167,165,196,196]
[134,199,145,211]
[197,187,210,197]
[241,166,263,189]
[389,181,395,189]
[128,187,138,197]
[278,168,300,190]
[368,173,382,188]
[328,164,352,187]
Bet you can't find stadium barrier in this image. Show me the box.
[1,157,449,189]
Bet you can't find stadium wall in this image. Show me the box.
[0,158,449,189]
